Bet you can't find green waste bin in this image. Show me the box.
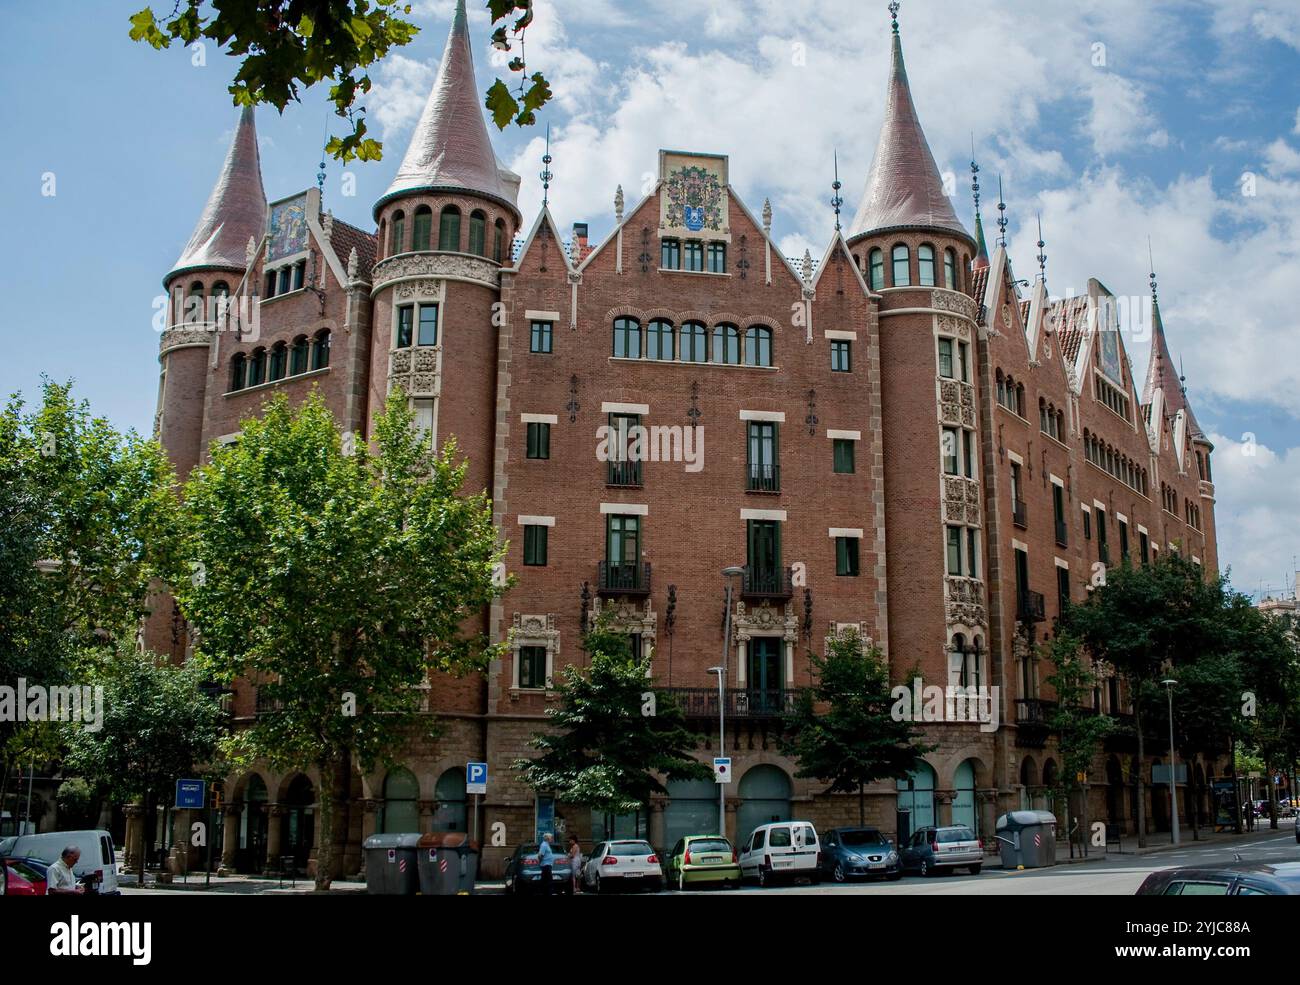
[417,832,480,895]
[363,834,421,894]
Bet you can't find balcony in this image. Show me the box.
[741,565,793,600]
[1055,519,1068,548]
[1014,698,1056,748]
[665,687,803,720]
[1012,499,1028,529]
[606,459,642,488]
[746,462,780,493]
[254,688,282,716]
[1017,589,1046,623]
[597,560,651,596]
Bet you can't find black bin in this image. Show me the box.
[417,832,480,895]
[363,833,421,894]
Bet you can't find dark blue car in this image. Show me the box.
[818,827,901,882]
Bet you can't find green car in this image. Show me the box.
[664,836,742,890]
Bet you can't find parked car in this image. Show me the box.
[3,857,50,896]
[819,827,901,882]
[900,825,982,876]
[580,839,663,893]
[738,821,821,887]
[1137,860,1300,895]
[503,843,573,894]
[663,836,741,890]
[1,830,120,894]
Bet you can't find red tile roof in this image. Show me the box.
[329,218,377,277]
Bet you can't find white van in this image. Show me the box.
[738,821,820,887]
[3,829,121,894]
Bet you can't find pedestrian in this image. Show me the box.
[537,832,555,894]
[567,834,582,894]
[46,846,84,896]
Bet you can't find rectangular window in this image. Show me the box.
[747,422,779,492]
[1053,484,1067,547]
[835,536,860,577]
[831,339,851,372]
[607,414,641,486]
[683,241,704,272]
[530,320,553,354]
[523,524,548,566]
[1119,519,1130,562]
[417,304,439,346]
[264,270,277,298]
[967,528,979,578]
[938,338,954,378]
[746,519,782,578]
[1057,565,1071,618]
[526,421,550,460]
[707,242,726,273]
[833,438,855,474]
[942,428,959,475]
[606,514,642,587]
[946,525,963,576]
[957,341,970,382]
[962,430,974,478]
[278,267,291,295]
[660,238,680,270]
[518,645,547,689]
[292,261,306,291]
[1139,530,1150,566]
[1082,509,1092,540]
[395,305,414,349]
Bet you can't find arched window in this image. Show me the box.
[712,323,739,364]
[390,210,405,255]
[468,210,487,256]
[646,319,674,360]
[410,206,432,251]
[918,244,936,286]
[269,341,287,382]
[493,218,506,263]
[248,347,266,386]
[944,248,957,289]
[744,325,773,367]
[311,329,331,370]
[432,768,468,832]
[211,281,229,297]
[381,768,419,834]
[868,248,884,291]
[209,281,231,328]
[891,244,910,286]
[612,317,641,359]
[290,335,309,375]
[185,280,205,324]
[437,206,459,251]
[230,353,246,392]
[680,321,706,362]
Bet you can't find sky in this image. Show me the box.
[1,0,1298,600]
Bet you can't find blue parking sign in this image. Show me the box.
[175,778,205,809]
[466,762,487,795]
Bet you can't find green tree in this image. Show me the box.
[1045,632,1112,855]
[177,391,505,890]
[62,650,224,885]
[516,614,711,840]
[781,631,932,826]
[128,1,552,162]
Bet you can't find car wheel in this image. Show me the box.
[833,862,846,883]
[678,871,687,892]
[505,874,514,895]
[595,874,605,895]
[919,859,931,878]
[758,866,770,888]
[969,864,982,876]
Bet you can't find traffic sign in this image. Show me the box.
[466,762,488,795]
[175,778,205,809]
[713,757,732,783]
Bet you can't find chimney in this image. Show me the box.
[572,222,589,261]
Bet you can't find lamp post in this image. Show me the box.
[1162,678,1180,845]
[715,565,746,837]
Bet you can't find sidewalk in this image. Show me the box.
[993,823,1291,869]
[119,871,369,894]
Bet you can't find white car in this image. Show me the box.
[580,839,663,893]
[738,821,821,887]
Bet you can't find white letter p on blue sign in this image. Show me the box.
[466,762,488,794]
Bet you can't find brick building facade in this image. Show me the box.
[144,3,1221,877]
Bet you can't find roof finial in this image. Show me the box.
[1148,236,1158,304]
[1036,213,1047,281]
[889,0,901,34]
[970,135,981,214]
[996,175,1008,248]
[762,197,772,234]
[831,150,843,232]
[317,114,329,200]
[1179,354,1187,399]
[540,123,554,209]
[614,184,624,224]
[971,136,989,269]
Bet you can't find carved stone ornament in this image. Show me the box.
[394,278,443,301]
[159,325,213,355]
[372,253,498,292]
[588,597,657,644]
[937,313,971,340]
[823,621,873,655]
[732,600,799,644]
[931,290,978,321]
[945,575,987,627]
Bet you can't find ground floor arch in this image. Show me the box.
[736,764,792,844]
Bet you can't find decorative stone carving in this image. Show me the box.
[395,278,442,300]
[391,350,412,374]
[347,247,359,281]
[945,576,986,627]
[510,613,561,687]
[824,621,873,655]
[614,185,624,224]
[937,313,971,340]
[414,348,438,373]
[588,597,657,646]
[372,253,498,292]
[411,373,438,395]
[931,290,978,321]
[733,600,799,643]
[159,325,213,355]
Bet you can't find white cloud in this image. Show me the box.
[1081,72,1166,156]
[1266,138,1300,173]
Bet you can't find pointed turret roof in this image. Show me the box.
[1142,291,1205,440]
[167,105,266,283]
[972,211,990,269]
[847,16,972,247]
[376,0,520,217]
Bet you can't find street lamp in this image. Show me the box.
[715,565,746,836]
[1162,678,1180,845]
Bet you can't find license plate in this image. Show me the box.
[702,856,725,864]
[624,871,642,877]
[869,862,885,869]
[775,859,793,868]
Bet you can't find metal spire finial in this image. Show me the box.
[1148,236,1158,304]
[540,124,554,209]
[1036,213,1047,280]
[831,150,843,231]
[970,135,981,214]
[996,175,1008,248]
[317,115,329,199]
[889,1,900,34]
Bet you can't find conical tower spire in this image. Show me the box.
[167,104,266,283]
[847,5,971,246]
[378,0,520,215]
[970,143,989,269]
[1142,247,1203,438]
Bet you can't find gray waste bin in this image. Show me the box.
[363,833,421,894]
[994,811,1058,869]
[417,832,480,895]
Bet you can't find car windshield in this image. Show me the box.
[610,841,654,856]
[7,859,44,881]
[938,827,976,843]
[839,829,886,846]
[687,839,731,854]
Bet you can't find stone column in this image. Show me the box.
[735,637,747,686]
[647,799,666,851]
[220,804,241,874]
[977,791,997,841]
[936,791,954,827]
[418,799,435,833]
[724,801,739,847]
[361,799,382,841]
[167,808,197,875]
[123,804,146,873]
[266,804,285,871]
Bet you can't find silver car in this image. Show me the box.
[580,839,663,893]
[900,825,983,876]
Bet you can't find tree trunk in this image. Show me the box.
[1079,782,1090,858]
[138,790,149,887]
[1135,701,1147,848]
[314,756,338,892]
[858,782,865,826]
[1267,763,1279,829]
[1188,762,1200,841]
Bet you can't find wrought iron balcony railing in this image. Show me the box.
[1012,499,1028,529]
[741,565,793,600]
[1017,589,1046,623]
[1055,519,1068,548]
[597,560,651,596]
[746,462,780,493]
[664,687,803,720]
[607,459,642,487]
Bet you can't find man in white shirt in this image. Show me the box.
[45,846,84,895]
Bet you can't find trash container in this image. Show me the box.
[417,832,480,895]
[363,833,421,894]
[994,811,1058,869]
